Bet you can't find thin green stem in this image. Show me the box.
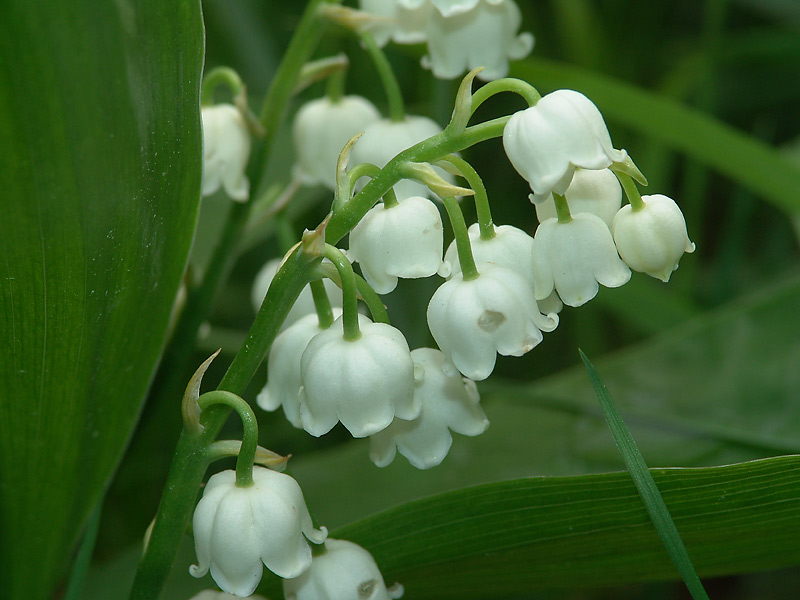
[310,279,334,329]
[348,162,399,207]
[617,171,646,211]
[442,196,479,280]
[325,68,345,104]
[440,154,494,240]
[324,244,360,340]
[553,193,573,223]
[355,273,390,324]
[201,66,245,106]
[470,78,540,116]
[197,391,258,487]
[359,31,405,122]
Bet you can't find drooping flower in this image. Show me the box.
[427,263,558,381]
[349,115,452,201]
[251,259,342,330]
[534,167,622,228]
[190,467,327,597]
[370,348,488,469]
[299,314,418,437]
[283,538,404,600]
[359,0,532,81]
[531,212,631,307]
[188,591,267,600]
[201,104,251,202]
[293,95,382,190]
[421,0,533,81]
[257,309,343,428]
[503,90,627,202]
[612,194,695,282]
[443,223,563,314]
[348,195,444,294]
[359,0,431,46]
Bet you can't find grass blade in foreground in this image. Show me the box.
[580,349,709,600]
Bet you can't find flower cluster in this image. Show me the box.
[358,0,534,80]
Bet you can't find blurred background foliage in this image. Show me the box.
[88,0,800,598]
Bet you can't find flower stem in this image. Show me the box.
[359,31,405,122]
[348,162,399,208]
[324,244,361,340]
[470,77,540,116]
[442,196,480,281]
[310,279,334,329]
[617,171,646,211]
[325,68,345,104]
[553,193,573,224]
[440,154,494,240]
[200,66,245,106]
[197,391,258,487]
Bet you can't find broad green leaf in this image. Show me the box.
[0,1,203,598]
[263,455,800,598]
[510,58,800,213]
[290,273,800,529]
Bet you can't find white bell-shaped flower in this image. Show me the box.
[359,0,431,46]
[284,538,404,600]
[534,168,622,228]
[422,0,533,81]
[257,309,343,427]
[293,96,382,190]
[252,259,343,330]
[370,348,488,469]
[503,90,627,201]
[299,314,418,438]
[349,115,453,201]
[427,263,558,381]
[190,467,327,597]
[612,194,696,282]
[531,213,631,307]
[202,104,251,202]
[444,223,533,286]
[188,591,267,600]
[349,195,444,294]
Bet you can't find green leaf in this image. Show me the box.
[0,1,204,598]
[580,350,708,600]
[261,456,800,598]
[510,58,800,213]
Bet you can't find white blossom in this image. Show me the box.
[534,167,622,228]
[349,195,444,294]
[251,259,342,330]
[293,95,381,190]
[531,213,631,307]
[427,263,557,380]
[443,223,563,314]
[349,115,452,201]
[422,0,533,81]
[284,538,404,600]
[370,348,488,469]
[612,194,695,282]
[202,104,251,202]
[190,467,327,597]
[188,591,266,600]
[359,0,431,46]
[257,309,342,428]
[503,90,627,202]
[299,314,418,437]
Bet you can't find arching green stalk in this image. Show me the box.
[617,171,646,211]
[442,196,479,281]
[201,66,245,106]
[553,193,573,224]
[197,391,258,488]
[470,77,541,116]
[359,31,405,122]
[324,245,361,340]
[440,154,495,240]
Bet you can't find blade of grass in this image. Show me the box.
[579,349,710,600]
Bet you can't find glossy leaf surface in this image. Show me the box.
[0,1,204,598]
